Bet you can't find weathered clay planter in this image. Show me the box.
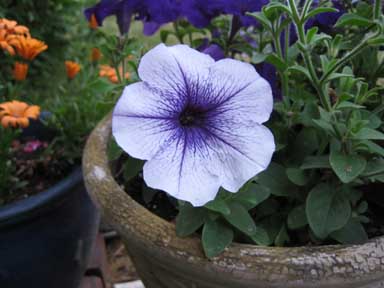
[83,113,384,288]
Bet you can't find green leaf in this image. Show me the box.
[176,205,206,237]
[123,156,145,180]
[249,226,271,246]
[202,219,233,258]
[246,12,271,30]
[288,65,311,80]
[306,183,351,239]
[357,201,368,214]
[330,151,367,183]
[287,205,308,229]
[275,224,290,246]
[286,168,309,186]
[160,30,172,43]
[107,139,123,161]
[335,14,373,27]
[330,219,368,244]
[266,54,287,71]
[312,119,336,136]
[336,101,365,109]
[205,199,231,215]
[362,158,384,177]
[234,183,271,210]
[367,37,384,46]
[301,155,331,169]
[305,7,339,22]
[306,27,319,43]
[353,128,384,140]
[263,2,291,16]
[359,140,384,157]
[251,52,267,64]
[290,127,319,164]
[224,203,257,236]
[256,163,298,197]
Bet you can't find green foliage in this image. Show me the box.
[173,0,384,257]
[0,127,17,202]
[0,0,95,101]
[176,184,271,258]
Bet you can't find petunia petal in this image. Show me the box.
[143,127,221,206]
[138,43,214,96]
[207,59,273,124]
[204,122,275,192]
[112,82,179,160]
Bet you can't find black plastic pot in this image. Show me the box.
[0,167,100,288]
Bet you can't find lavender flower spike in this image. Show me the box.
[112,44,275,206]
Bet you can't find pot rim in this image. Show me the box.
[83,113,384,284]
[0,166,82,227]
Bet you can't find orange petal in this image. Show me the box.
[1,116,17,128]
[17,117,29,128]
[24,105,40,119]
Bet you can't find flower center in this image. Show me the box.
[179,106,206,127]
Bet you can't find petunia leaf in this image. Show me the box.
[234,183,271,210]
[224,203,257,236]
[176,204,207,237]
[256,163,298,197]
[202,219,233,258]
[330,218,368,245]
[306,183,351,239]
[353,128,384,140]
[287,205,308,230]
[330,151,367,183]
[205,199,231,216]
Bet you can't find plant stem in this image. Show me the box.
[273,33,290,99]
[288,0,332,111]
[374,0,382,20]
[173,22,184,44]
[320,39,370,84]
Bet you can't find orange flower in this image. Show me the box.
[0,18,30,36]
[65,61,81,79]
[13,61,29,81]
[99,65,130,84]
[91,47,102,62]
[0,29,15,55]
[89,14,99,29]
[0,100,40,128]
[8,36,47,60]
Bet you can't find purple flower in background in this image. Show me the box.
[84,0,180,35]
[180,0,227,28]
[257,63,282,101]
[198,40,225,61]
[224,0,269,27]
[288,0,347,44]
[201,44,225,61]
[84,0,119,29]
[138,0,181,35]
[310,0,346,33]
[113,44,275,206]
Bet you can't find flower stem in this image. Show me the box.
[374,0,382,20]
[272,28,289,99]
[320,35,377,84]
[173,22,184,44]
[289,0,332,111]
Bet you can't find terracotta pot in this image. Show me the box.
[83,113,384,288]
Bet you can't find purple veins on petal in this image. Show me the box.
[112,44,275,206]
